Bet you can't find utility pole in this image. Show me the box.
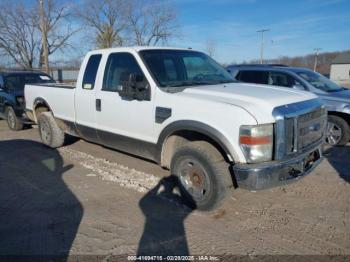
[313,48,322,72]
[39,0,49,73]
[257,29,270,64]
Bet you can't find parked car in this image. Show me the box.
[25,47,327,210]
[0,71,55,130]
[226,64,350,146]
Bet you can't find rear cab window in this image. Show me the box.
[82,54,102,90]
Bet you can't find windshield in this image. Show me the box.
[296,70,343,92]
[4,74,54,91]
[140,50,235,89]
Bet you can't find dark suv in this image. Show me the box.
[0,71,55,130]
[226,64,350,146]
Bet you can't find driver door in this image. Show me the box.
[95,52,155,158]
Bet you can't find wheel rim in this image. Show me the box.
[326,122,342,145]
[40,119,51,144]
[177,158,210,201]
[7,109,16,129]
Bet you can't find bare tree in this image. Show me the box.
[79,0,127,49]
[78,0,178,48]
[125,0,179,46]
[0,0,78,70]
[0,1,39,69]
[205,39,216,58]
[37,0,79,71]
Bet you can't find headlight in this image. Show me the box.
[239,124,274,163]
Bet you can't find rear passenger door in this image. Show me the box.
[75,54,102,142]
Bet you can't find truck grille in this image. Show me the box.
[297,108,326,150]
[273,99,327,160]
[285,107,327,154]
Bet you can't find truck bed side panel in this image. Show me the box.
[25,84,76,123]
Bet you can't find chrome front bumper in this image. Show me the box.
[233,142,323,190]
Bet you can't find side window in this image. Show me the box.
[237,70,268,84]
[103,52,144,92]
[82,54,102,90]
[5,76,23,91]
[268,71,297,88]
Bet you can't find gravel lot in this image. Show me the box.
[0,120,349,260]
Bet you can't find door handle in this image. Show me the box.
[96,99,101,111]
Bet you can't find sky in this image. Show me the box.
[168,0,350,64]
[16,0,350,66]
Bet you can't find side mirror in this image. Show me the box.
[118,73,150,101]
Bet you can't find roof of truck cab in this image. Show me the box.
[87,46,196,55]
[226,64,314,73]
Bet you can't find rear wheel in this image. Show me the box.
[6,106,23,131]
[38,112,65,148]
[170,141,233,211]
[326,115,350,146]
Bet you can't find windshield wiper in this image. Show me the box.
[216,80,236,84]
[165,79,236,88]
[165,81,212,88]
[327,88,344,93]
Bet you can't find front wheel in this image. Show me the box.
[6,107,23,131]
[170,141,233,211]
[326,115,350,146]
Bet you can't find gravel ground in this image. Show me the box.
[0,120,349,260]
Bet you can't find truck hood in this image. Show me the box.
[318,89,350,103]
[179,82,317,123]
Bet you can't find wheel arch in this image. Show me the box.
[33,97,52,123]
[328,111,350,129]
[4,99,15,109]
[157,120,237,168]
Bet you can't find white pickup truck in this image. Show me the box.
[25,47,327,210]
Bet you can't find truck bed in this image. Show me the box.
[25,83,76,123]
[33,83,76,89]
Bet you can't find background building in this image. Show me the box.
[330,52,350,87]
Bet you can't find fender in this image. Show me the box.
[156,120,238,163]
[33,97,52,110]
[33,97,53,121]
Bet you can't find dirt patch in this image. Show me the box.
[0,122,349,257]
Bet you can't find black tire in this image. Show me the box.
[326,115,350,146]
[170,141,233,211]
[38,112,65,148]
[6,106,23,131]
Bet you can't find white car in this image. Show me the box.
[25,47,327,210]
